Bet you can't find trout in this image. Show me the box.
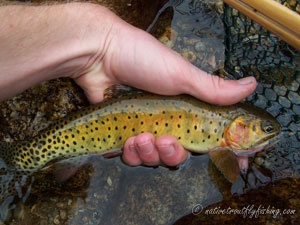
[0,87,281,183]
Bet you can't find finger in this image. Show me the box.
[156,135,188,166]
[134,133,160,166]
[155,135,188,166]
[123,136,142,166]
[183,71,257,105]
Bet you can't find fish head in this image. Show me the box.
[224,113,281,154]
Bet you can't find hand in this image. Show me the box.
[0,3,257,167]
[73,6,257,167]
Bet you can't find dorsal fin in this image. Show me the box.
[103,85,144,99]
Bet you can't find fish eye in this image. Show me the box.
[261,120,274,133]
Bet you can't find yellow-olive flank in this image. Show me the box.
[0,88,281,182]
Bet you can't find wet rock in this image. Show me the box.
[288,122,299,133]
[254,94,267,109]
[266,101,282,117]
[273,85,287,96]
[288,91,300,104]
[292,104,300,115]
[288,80,299,91]
[277,111,294,127]
[195,41,206,52]
[255,83,264,95]
[278,96,291,108]
[264,88,277,101]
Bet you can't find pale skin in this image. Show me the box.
[0,3,257,167]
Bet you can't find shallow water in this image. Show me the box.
[0,0,299,224]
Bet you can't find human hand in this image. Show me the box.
[72,5,257,167]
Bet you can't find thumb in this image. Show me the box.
[179,66,257,105]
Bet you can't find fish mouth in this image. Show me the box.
[234,132,281,156]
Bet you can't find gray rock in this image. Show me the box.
[288,91,300,104]
[254,94,267,109]
[266,101,282,117]
[265,88,277,101]
[277,112,293,127]
[278,96,291,108]
[292,104,300,115]
[273,85,287,96]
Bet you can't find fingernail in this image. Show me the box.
[158,145,175,157]
[237,77,255,85]
[137,141,154,155]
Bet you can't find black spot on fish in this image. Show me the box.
[119,137,122,140]
[177,124,181,128]
[217,138,219,142]
[73,141,77,145]
[208,135,211,139]
[95,127,99,131]
[165,123,168,127]
[108,127,111,131]
[209,121,212,124]
[162,111,166,114]
[128,116,131,119]
[154,131,157,134]
[178,137,181,140]
[132,128,135,132]
[108,135,111,138]
[187,129,190,133]
[115,126,118,130]
[214,129,217,133]
[202,129,204,133]
[101,121,105,125]
[171,115,173,119]
[123,126,127,129]
[191,140,194,143]
[149,113,152,117]
[252,125,256,131]
[82,136,85,141]
[114,117,117,121]
[179,115,182,119]
[135,115,139,119]
[202,139,205,142]
[194,125,197,130]
[156,122,159,125]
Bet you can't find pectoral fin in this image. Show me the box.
[209,149,240,183]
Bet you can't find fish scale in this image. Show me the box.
[0,91,280,177]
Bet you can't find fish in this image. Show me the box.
[0,86,281,184]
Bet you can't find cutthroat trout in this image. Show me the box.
[0,87,281,183]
